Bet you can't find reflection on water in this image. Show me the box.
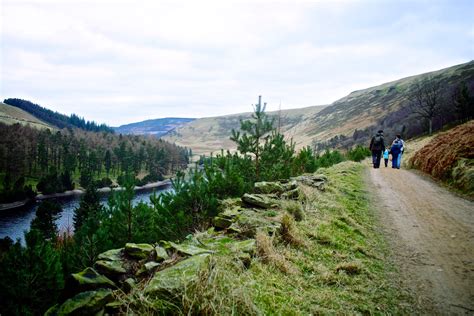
[0,185,171,243]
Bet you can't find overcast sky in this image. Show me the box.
[1,0,473,126]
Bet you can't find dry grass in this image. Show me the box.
[255,231,296,274]
[278,214,305,248]
[335,261,363,275]
[283,200,305,221]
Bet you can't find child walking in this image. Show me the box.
[383,147,389,167]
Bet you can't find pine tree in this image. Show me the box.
[31,200,61,240]
[73,184,103,231]
[231,96,274,180]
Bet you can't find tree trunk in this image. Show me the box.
[429,119,433,135]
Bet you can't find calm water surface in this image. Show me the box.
[0,185,171,243]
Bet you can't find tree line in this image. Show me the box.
[4,98,115,133]
[0,122,190,203]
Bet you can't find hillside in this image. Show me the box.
[409,120,474,196]
[163,61,474,155]
[163,105,327,155]
[3,98,114,133]
[114,117,195,137]
[0,102,52,130]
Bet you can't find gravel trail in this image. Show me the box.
[367,166,474,315]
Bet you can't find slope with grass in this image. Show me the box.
[163,61,474,155]
[0,102,53,130]
[47,161,413,314]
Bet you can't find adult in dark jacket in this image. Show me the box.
[390,140,403,169]
[369,130,385,168]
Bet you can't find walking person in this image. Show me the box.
[369,130,385,168]
[390,139,403,169]
[383,147,390,167]
[392,134,405,169]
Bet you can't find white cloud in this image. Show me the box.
[1,0,473,125]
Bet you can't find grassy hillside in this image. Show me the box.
[0,102,53,130]
[163,105,327,155]
[163,61,474,155]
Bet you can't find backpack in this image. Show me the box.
[391,141,401,154]
[373,135,383,149]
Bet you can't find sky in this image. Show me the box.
[1,0,473,126]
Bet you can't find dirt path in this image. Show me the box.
[367,165,474,315]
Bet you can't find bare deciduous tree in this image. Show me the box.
[409,76,443,135]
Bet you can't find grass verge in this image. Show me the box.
[175,161,414,314]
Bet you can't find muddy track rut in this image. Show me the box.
[367,166,474,315]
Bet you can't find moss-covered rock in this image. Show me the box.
[97,248,122,262]
[71,267,116,292]
[124,243,154,259]
[144,254,211,296]
[234,210,280,237]
[213,216,233,229]
[94,260,126,277]
[56,289,113,315]
[281,188,302,200]
[254,181,285,194]
[121,278,136,293]
[281,180,298,191]
[293,174,326,191]
[241,193,278,209]
[154,245,169,262]
[168,241,214,256]
[230,239,256,255]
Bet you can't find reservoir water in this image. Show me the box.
[0,185,171,243]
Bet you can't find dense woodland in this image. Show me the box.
[4,98,115,133]
[0,97,370,315]
[0,122,190,203]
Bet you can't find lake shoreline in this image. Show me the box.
[0,179,172,211]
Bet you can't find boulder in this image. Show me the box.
[56,289,113,315]
[281,180,298,191]
[124,243,154,259]
[136,261,161,276]
[229,239,256,255]
[121,278,136,293]
[254,181,284,194]
[98,248,122,262]
[71,267,116,292]
[144,254,211,296]
[213,216,233,229]
[154,245,169,262]
[241,193,278,209]
[94,260,126,277]
[234,210,280,237]
[220,207,241,219]
[281,188,301,200]
[292,174,327,191]
[168,241,214,256]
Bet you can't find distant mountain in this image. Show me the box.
[114,117,196,137]
[163,61,474,155]
[162,106,327,155]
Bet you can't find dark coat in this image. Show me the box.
[369,133,385,151]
